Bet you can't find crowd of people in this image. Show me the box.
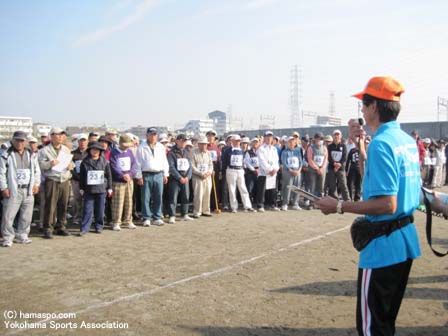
[0,122,445,247]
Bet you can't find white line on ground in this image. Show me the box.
[8,225,350,335]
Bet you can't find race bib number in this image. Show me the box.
[331,151,342,162]
[314,155,324,167]
[75,160,82,173]
[250,157,259,167]
[424,157,432,165]
[198,163,209,174]
[87,170,104,185]
[118,157,131,171]
[209,150,217,162]
[287,157,299,169]
[17,169,31,185]
[431,158,437,165]
[230,155,243,167]
[177,158,190,171]
[442,156,447,164]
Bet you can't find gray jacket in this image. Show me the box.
[38,143,72,182]
[0,148,41,197]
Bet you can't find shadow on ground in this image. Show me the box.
[175,324,448,336]
[269,275,448,301]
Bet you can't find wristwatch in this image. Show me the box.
[337,200,344,214]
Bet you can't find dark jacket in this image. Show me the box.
[167,145,192,180]
[327,142,347,170]
[79,155,112,194]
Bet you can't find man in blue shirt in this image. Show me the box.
[317,77,421,336]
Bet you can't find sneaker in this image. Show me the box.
[292,204,302,211]
[258,207,265,213]
[202,213,213,217]
[231,209,238,213]
[152,219,165,226]
[16,237,32,244]
[143,219,151,227]
[112,225,121,231]
[304,199,310,207]
[168,216,176,224]
[72,219,80,225]
[192,214,201,219]
[281,205,288,211]
[223,206,229,211]
[43,232,54,239]
[244,208,257,213]
[271,206,281,212]
[2,240,13,247]
[127,223,137,229]
[78,231,87,237]
[56,229,71,236]
[66,213,73,219]
[183,215,194,221]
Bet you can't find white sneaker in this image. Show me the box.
[244,208,257,213]
[271,206,280,211]
[16,238,32,244]
[128,223,137,229]
[112,225,121,231]
[168,216,176,224]
[231,209,238,213]
[304,200,310,207]
[183,215,194,221]
[292,204,302,210]
[281,205,288,211]
[258,207,265,213]
[143,219,151,227]
[2,240,12,247]
[152,219,165,226]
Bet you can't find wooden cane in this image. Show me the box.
[212,173,221,214]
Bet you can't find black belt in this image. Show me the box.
[350,215,414,252]
[143,171,162,174]
[18,184,29,189]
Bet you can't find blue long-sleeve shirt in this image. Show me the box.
[110,147,137,182]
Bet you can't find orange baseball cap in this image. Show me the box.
[352,76,404,102]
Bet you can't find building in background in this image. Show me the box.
[178,119,215,138]
[0,116,33,142]
[33,122,52,137]
[316,115,342,126]
[208,110,227,135]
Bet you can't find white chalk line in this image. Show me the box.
[7,224,350,334]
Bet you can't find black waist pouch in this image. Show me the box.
[350,215,414,252]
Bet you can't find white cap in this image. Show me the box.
[333,129,342,135]
[78,133,88,140]
[218,140,226,146]
[241,137,250,144]
[232,134,241,141]
[185,140,193,147]
[159,137,169,143]
[27,135,38,143]
[423,138,431,144]
[251,137,259,142]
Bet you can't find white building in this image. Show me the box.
[182,119,215,137]
[0,116,33,142]
[33,122,52,137]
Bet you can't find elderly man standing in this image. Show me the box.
[0,131,41,246]
[38,127,74,238]
[327,129,350,201]
[191,136,214,218]
[222,135,256,213]
[71,133,88,224]
[136,127,169,227]
[110,134,137,231]
[167,134,193,223]
[256,131,280,212]
[307,132,328,200]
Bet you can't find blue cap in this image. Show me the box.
[147,127,158,134]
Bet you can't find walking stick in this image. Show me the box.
[212,173,221,214]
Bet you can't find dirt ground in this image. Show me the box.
[0,203,447,336]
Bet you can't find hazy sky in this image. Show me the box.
[1,0,447,130]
